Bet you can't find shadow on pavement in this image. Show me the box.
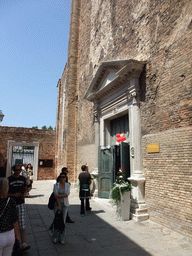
[24,203,152,256]
[26,195,44,198]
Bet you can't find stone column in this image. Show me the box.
[128,78,149,221]
[91,103,100,197]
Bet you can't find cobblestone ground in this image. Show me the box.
[23,180,192,256]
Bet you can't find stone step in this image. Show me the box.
[131,213,149,222]
[135,208,148,215]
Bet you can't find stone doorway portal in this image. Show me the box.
[12,145,34,167]
[7,141,39,180]
[85,59,149,221]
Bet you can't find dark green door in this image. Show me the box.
[98,147,114,198]
[120,142,130,180]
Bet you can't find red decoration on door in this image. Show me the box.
[116,134,126,143]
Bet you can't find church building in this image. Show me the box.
[55,0,192,236]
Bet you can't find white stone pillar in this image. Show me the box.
[128,78,149,221]
[91,103,100,197]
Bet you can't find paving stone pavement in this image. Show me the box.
[23,180,192,256]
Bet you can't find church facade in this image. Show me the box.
[56,0,192,236]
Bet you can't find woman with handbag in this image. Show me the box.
[52,173,70,244]
[0,178,20,256]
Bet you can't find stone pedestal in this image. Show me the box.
[90,168,98,197]
[128,175,149,221]
[120,191,131,221]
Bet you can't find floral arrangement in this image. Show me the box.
[111,166,131,204]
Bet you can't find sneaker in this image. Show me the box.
[60,240,65,245]
[21,243,30,251]
[81,214,85,217]
[86,207,92,212]
[53,238,57,244]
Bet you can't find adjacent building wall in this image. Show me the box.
[55,64,70,177]
[142,127,192,236]
[0,126,56,180]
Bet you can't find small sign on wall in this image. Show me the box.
[147,143,159,153]
[38,159,53,167]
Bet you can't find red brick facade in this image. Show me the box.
[142,127,192,236]
[56,0,192,236]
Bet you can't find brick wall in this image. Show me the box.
[77,144,95,177]
[142,127,192,236]
[55,70,66,176]
[76,0,192,132]
[0,126,56,180]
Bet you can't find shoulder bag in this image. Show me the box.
[0,197,10,218]
[48,192,56,210]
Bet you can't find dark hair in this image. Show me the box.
[61,167,68,173]
[59,172,66,177]
[57,172,67,183]
[12,165,22,172]
[27,163,32,169]
[81,165,87,172]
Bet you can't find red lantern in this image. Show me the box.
[116,133,120,138]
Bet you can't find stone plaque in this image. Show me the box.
[147,143,159,153]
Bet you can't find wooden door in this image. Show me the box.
[120,142,130,180]
[98,146,114,198]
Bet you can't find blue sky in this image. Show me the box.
[0,0,71,128]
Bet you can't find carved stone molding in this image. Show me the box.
[84,59,146,102]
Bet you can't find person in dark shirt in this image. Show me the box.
[78,165,92,216]
[0,177,19,256]
[8,165,30,252]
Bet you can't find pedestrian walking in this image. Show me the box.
[26,163,33,196]
[20,164,27,178]
[0,178,20,256]
[56,167,74,223]
[78,165,92,217]
[7,165,30,252]
[52,173,70,244]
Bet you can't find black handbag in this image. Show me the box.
[48,192,56,210]
[12,239,23,256]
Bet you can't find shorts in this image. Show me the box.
[79,188,91,199]
[0,229,15,256]
[16,204,25,230]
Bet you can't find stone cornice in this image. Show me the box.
[84,59,146,102]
